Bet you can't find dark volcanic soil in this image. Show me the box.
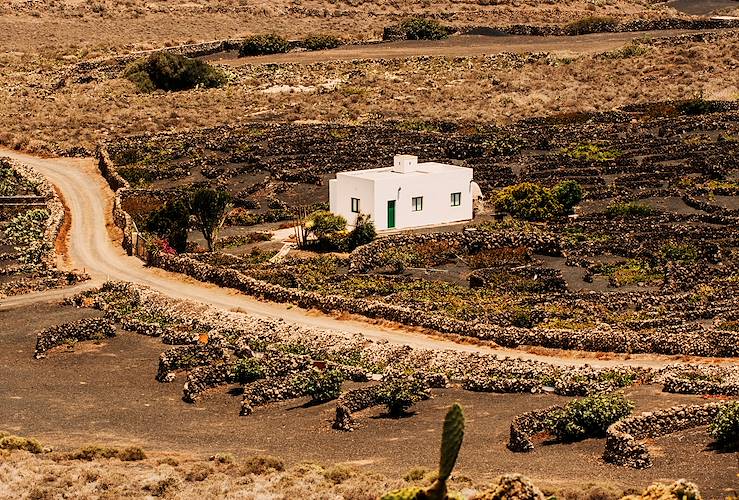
[1,302,737,496]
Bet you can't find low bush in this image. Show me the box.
[124,52,227,93]
[606,201,655,218]
[67,445,146,461]
[677,97,723,116]
[552,180,584,213]
[709,401,739,450]
[301,34,343,51]
[377,375,431,417]
[293,368,344,404]
[565,15,617,35]
[493,182,563,221]
[239,34,291,56]
[232,358,265,384]
[241,455,285,475]
[562,143,620,162]
[659,243,698,263]
[0,434,44,454]
[544,393,634,442]
[398,17,450,40]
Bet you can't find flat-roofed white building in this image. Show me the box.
[329,155,479,231]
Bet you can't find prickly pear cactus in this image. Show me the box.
[380,403,465,500]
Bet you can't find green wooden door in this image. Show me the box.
[387,200,396,229]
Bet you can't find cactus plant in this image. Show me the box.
[380,403,465,500]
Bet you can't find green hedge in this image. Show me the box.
[710,401,739,450]
[239,34,291,57]
[124,52,227,93]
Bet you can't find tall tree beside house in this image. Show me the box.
[188,189,233,252]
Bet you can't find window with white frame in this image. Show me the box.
[351,197,360,213]
[412,196,423,211]
[451,192,461,206]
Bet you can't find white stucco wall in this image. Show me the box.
[329,172,375,227]
[373,167,473,230]
[329,159,474,231]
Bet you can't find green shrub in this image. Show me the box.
[544,393,634,442]
[348,213,376,249]
[124,52,227,93]
[709,401,739,450]
[659,243,698,263]
[377,376,431,417]
[232,358,265,384]
[562,143,620,162]
[302,34,343,51]
[606,201,655,218]
[293,368,344,403]
[239,34,291,56]
[398,17,450,40]
[118,447,147,461]
[565,15,617,35]
[552,180,583,213]
[0,435,44,454]
[493,182,563,221]
[145,199,190,253]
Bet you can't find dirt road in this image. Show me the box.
[207,29,723,66]
[0,149,734,369]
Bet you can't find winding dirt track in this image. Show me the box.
[0,149,733,369]
[207,29,725,66]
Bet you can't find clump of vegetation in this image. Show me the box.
[67,445,146,461]
[677,96,723,116]
[241,455,285,475]
[0,433,44,454]
[565,15,617,35]
[301,210,376,252]
[239,34,291,56]
[562,143,620,162]
[232,358,265,384]
[544,393,634,442]
[494,180,582,220]
[292,368,344,404]
[188,189,233,252]
[145,199,190,253]
[397,17,451,40]
[4,208,50,265]
[606,201,655,218]
[377,375,431,417]
[301,34,343,51]
[659,243,698,263]
[602,41,650,59]
[124,52,227,93]
[599,259,664,287]
[709,401,739,450]
[381,403,464,500]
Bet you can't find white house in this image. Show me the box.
[329,155,479,231]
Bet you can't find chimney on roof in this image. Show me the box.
[393,154,418,174]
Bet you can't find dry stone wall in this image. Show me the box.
[34,318,115,359]
[602,402,728,468]
[507,405,565,452]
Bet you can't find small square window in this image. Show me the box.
[351,198,360,213]
[412,196,423,211]
[451,192,461,206]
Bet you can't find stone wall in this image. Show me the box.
[155,344,228,383]
[508,405,565,452]
[349,230,561,273]
[333,385,384,431]
[240,373,309,416]
[182,363,234,403]
[34,318,115,359]
[602,402,727,468]
[7,158,66,269]
[97,147,137,256]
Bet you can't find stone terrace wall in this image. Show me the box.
[34,318,115,359]
[7,158,66,268]
[602,402,727,469]
[349,230,561,273]
[150,251,739,358]
[97,148,137,255]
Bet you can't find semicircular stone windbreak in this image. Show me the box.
[602,402,728,469]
